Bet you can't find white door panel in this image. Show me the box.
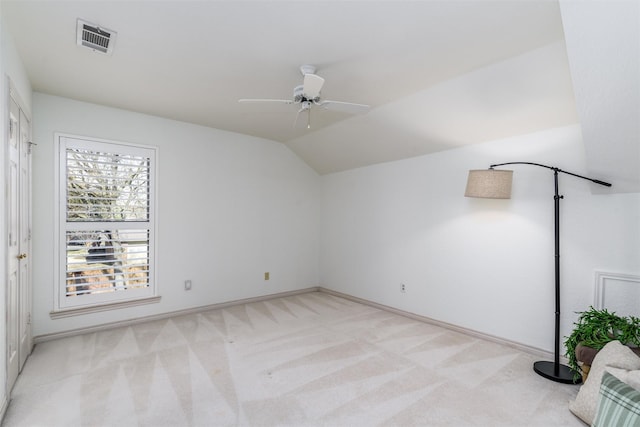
[18,108,32,369]
[7,89,33,393]
[7,97,20,390]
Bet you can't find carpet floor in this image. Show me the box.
[2,291,582,426]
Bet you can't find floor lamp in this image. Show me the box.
[464,162,612,384]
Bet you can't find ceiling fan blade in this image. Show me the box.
[239,99,293,104]
[316,100,370,114]
[302,74,325,99]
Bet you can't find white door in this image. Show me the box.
[7,97,20,390]
[7,90,32,392]
[18,106,32,369]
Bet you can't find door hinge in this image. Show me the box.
[27,313,31,325]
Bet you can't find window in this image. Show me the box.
[55,135,157,312]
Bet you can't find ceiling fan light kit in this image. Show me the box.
[239,64,370,129]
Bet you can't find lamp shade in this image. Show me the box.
[464,169,513,199]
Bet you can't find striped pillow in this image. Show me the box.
[592,371,640,427]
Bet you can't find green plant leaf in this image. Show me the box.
[564,307,640,381]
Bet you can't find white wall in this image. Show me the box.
[0,3,32,415]
[559,0,640,193]
[320,124,640,354]
[32,94,640,358]
[31,93,320,337]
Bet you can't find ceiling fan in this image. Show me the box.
[239,65,370,129]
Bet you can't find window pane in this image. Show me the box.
[66,148,150,222]
[58,135,156,311]
[66,229,150,297]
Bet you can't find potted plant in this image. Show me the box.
[564,307,640,379]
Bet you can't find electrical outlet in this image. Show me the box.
[400,283,406,293]
[264,272,270,281]
[184,280,192,291]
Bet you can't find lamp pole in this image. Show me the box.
[489,162,611,384]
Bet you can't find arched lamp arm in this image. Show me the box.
[489,162,612,187]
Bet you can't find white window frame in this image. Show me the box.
[53,133,158,315]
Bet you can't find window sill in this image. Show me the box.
[50,296,161,319]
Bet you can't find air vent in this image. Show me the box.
[76,19,116,55]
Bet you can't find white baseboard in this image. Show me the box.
[34,287,320,343]
[34,285,557,363]
[0,395,8,425]
[318,287,556,361]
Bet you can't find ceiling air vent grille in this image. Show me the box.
[76,19,116,55]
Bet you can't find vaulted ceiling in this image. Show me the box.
[3,1,638,189]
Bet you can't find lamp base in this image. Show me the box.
[533,361,582,384]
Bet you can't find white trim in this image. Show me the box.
[319,287,556,361]
[53,133,61,311]
[35,287,320,343]
[36,286,555,362]
[50,295,161,319]
[594,270,640,311]
[53,133,158,311]
[8,80,31,121]
[0,395,8,425]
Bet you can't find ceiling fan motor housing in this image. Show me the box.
[293,85,319,103]
[299,64,316,76]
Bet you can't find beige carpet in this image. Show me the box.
[3,291,582,426]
